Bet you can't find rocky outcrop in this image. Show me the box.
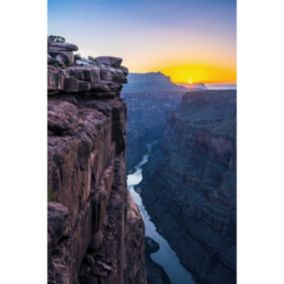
[141,90,236,284]
[48,36,128,97]
[48,37,146,284]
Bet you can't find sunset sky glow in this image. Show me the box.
[48,0,236,84]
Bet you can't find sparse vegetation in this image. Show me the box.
[48,186,56,202]
[48,35,66,43]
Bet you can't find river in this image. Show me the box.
[127,145,196,284]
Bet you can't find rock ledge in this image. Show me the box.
[48,35,128,98]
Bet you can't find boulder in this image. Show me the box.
[118,66,129,76]
[90,81,111,92]
[109,82,123,92]
[83,66,101,82]
[94,56,122,67]
[48,67,67,92]
[64,77,79,93]
[49,51,74,66]
[100,66,127,84]
[145,237,160,254]
[48,42,78,52]
[68,67,85,81]
[68,66,101,82]
[100,68,114,81]
[112,69,127,84]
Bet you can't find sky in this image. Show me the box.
[48,0,236,84]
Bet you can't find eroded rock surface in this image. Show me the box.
[48,36,128,98]
[48,37,146,284]
[141,90,236,284]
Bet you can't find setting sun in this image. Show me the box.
[158,63,236,84]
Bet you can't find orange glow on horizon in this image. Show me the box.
[157,64,236,84]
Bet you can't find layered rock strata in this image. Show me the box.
[122,73,187,171]
[141,90,236,284]
[48,36,128,97]
[48,36,146,284]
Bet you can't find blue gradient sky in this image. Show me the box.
[48,0,236,83]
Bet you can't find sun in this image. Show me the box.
[187,78,193,85]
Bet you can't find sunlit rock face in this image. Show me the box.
[48,36,146,284]
[141,90,236,284]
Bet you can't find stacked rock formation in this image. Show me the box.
[48,35,128,97]
[48,36,146,284]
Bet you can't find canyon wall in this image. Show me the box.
[122,73,186,171]
[141,90,236,284]
[47,37,146,284]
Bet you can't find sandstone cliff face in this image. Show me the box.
[141,90,236,284]
[47,37,146,284]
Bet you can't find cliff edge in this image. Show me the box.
[47,36,146,284]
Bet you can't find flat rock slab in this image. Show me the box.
[48,42,78,52]
[94,56,123,67]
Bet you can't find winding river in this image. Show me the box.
[127,145,196,284]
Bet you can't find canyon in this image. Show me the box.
[124,74,236,283]
[48,36,236,284]
[122,73,187,171]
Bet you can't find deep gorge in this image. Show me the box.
[124,77,236,284]
[47,37,236,284]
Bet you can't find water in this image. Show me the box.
[127,146,196,284]
[205,83,236,90]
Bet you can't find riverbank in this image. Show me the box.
[144,237,171,284]
[127,149,196,284]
